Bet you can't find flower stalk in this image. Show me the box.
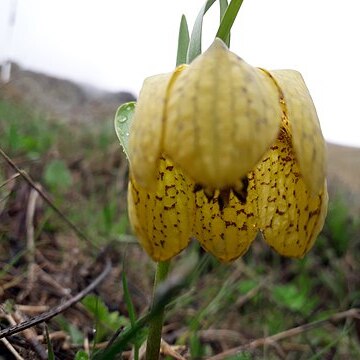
[146,261,171,360]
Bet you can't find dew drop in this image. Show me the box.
[118,115,127,123]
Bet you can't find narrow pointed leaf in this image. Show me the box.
[187,0,217,64]
[219,0,230,46]
[220,0,229,18]
[114,101,136,159]
[176,15,190,66]
[122,270,140,360]
[122,271,136,326]
[45,324,55,360]
[216,0,244,44]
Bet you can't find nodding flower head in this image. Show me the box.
[126,38,328,262]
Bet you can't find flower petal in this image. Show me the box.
[269,70,326,194]
[128,158,195,262]
[255,126,328,258]
[128,73,171,190]
[165,38,282,190]
[193,174,258,262]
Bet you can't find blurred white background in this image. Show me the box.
[1,0,359,147]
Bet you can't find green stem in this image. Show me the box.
[146,261,171,360]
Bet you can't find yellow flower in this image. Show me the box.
[127,38,328,262]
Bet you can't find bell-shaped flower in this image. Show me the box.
[126,38,328,262]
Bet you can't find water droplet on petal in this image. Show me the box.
[118,115,127,123]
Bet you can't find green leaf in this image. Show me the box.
[220,0,229,19]
[122,272,137,327]
[44,159,72,191]
[44,324,55,360]
[122,271,141,360]
[176,15,190,66]
[75,350,89,360]
[55,315,84,346]
[216,0,244,45]
[114,101,136,159]
[187,0,217,63]
[82,294,129,342]
[272,284,318,315]
[219,0,230,46]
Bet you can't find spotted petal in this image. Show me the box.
[193,174,258,262]
[128,158,195,261]
[255,124,328,258]
[269,70,326,194]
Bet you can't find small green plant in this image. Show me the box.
[113,0,328,358]
[74,350,89,360]
[55,315,84,346]
[82,294,129,343]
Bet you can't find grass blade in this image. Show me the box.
[216,0,244,45]
[93,254,200,359]
[44,324,55,360]
[176,15,190,66]
[122,272,136,327]
[187,0,217,64]
[122,271,140,360]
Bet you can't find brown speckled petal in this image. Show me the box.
[193,174,258,262]
[128,158,195,261]
[269,70,326,195]
[255,123,328,258]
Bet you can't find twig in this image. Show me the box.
[0,147,98,251]
[16,305,50,314]
[0,258,112,339]
[26,187,39,263]
[160,339,186,360]
[11,311,48,360]
[0,337,25,360]
[207,308,360,360]
[198,329,247,344]
[36,330,68,342]
[0,172,20,189]
[1,311,46,359]
[19,187,40,301]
